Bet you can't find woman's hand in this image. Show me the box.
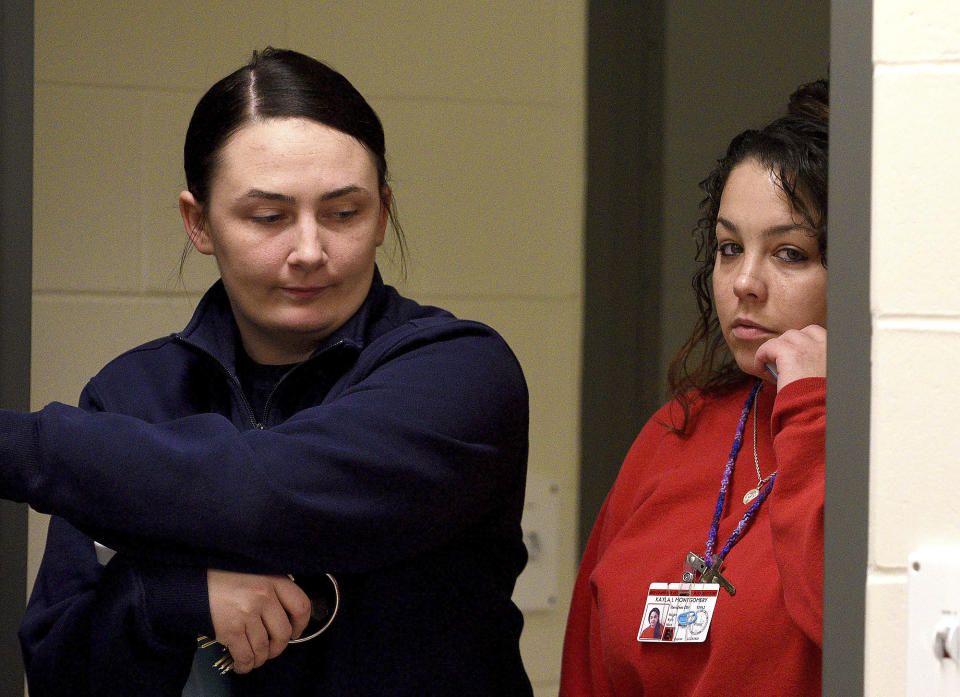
[207,569,312,674]
[753,324,826,391]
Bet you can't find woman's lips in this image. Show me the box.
[731,320,774,341]
[282,286,327,300]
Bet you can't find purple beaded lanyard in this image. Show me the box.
[686,379,776,595]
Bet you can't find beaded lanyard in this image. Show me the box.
[689,379,777,592]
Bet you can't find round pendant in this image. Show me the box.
[742,487,760,505]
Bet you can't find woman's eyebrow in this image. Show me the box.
[320,185,368,201]
[239,186,370,203]
[716,216,814,236]
[241,189,295,203]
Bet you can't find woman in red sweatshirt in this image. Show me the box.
[560,80,828,697]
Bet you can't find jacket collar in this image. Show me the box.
[177,268,387,373]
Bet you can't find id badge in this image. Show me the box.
[637,582,719,643]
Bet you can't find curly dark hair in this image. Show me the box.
[666,79,829,432]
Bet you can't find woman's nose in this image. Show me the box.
[288,220,327,268]
[732,262,766,301]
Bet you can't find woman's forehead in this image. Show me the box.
[211,118,379,196]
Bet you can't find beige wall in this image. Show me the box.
[32,2,585,694]
[867,1,960,694]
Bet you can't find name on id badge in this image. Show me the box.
[637,583,719,643]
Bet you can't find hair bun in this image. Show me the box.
[787,79,829,122]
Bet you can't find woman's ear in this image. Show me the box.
[179,190,214,255]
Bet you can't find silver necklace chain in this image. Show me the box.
[744,392,776,504]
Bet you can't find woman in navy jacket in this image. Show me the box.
[2,48,532,697]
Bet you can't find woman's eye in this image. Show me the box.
[775,247,808,262]
[717,241,742,257]
[330,209,358,221]
[251,213,284,224]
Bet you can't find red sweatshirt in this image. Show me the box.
[560,378,823,697]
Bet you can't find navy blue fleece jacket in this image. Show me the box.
[7,271,532,696]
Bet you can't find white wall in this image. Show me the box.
[32,3,586,694]
[867,1,960,694]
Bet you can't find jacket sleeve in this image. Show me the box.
[19,515,210,697]
[767,377,825,646]
[19,381,219,696]
[0,322,528,575]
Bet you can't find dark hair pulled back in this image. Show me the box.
[182,47,405,268]
[666,79,829,432]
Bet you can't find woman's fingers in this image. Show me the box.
[274,575,312,640]
[227,627,258,674]
[207,569,307,673]
[754,325,826,390]
[248,608,276,670]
